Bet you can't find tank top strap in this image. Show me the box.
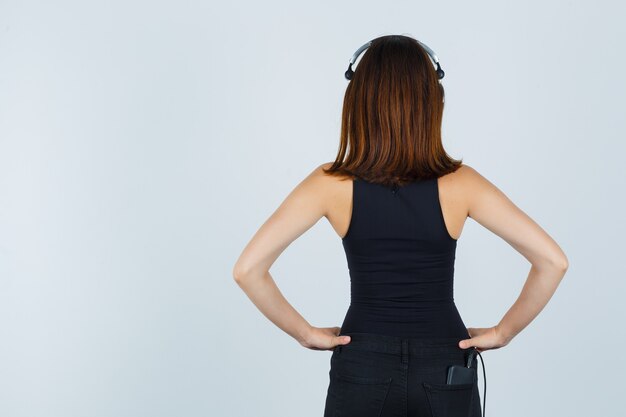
[341,177,358,241]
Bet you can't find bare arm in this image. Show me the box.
[232,163,351,350]
[458,165,569,351]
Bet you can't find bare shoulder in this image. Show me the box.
[455,163,513,219]
[307,162,347,186]
[441,163,485,185]
[309,162,352,185]
[440,163,501,218]
[299,162,335,185]
[438,163,478,186]
[453,163,489,182]
[298,162,349,213]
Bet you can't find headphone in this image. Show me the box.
[344,38,445,81]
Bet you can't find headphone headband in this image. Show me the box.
[345,38,445,81]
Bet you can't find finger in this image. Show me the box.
[459,337,475,349]
[335,335,351,345]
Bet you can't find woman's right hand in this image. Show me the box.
[458,325,511,353]
[300,326,351,351]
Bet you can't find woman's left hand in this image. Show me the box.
[300,326,351,351]
[459,325,511,353]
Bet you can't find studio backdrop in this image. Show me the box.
[0,1,624,416]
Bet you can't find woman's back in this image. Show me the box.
[336,174,470,339]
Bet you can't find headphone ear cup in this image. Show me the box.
[436,63,445,80]
[345,66,354,80]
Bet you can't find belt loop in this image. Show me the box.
[401,339,409,364]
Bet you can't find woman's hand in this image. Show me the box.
[300,326,351,351]
[458,325,512,353]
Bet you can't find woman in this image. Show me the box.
[233,34,568,417]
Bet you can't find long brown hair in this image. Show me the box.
[323,34,462,188]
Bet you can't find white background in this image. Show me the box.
[1,1,624,416]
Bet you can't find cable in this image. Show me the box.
[465,349,486,417]
[475,350,486,417]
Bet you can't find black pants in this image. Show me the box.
[323,332,482,417]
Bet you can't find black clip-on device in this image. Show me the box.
[446,348,486,417]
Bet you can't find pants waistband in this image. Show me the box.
[335,332,469,362]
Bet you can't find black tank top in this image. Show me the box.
[339,176,470,339]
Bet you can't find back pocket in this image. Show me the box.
[422,382,474,417]
[330,371,392,417]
